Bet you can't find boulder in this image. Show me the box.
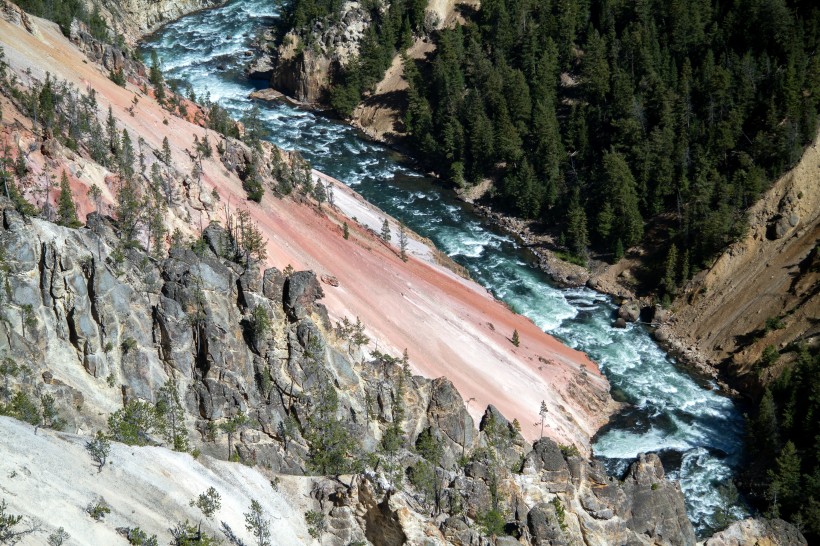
[704,518,807,546]
[245,53,274,80]
[262,267,286,302]
[283,270,324,321]
[203,222,231,258]
[622,453,696,546]
[427,378,476,466]
[528,502,571,546]
[617,301,641,322]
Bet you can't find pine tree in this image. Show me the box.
[161,136,172,166]
[343,221,349,240]
[149,50,165,104]
[115,177,143,243]
[512,329,520,347]
[147,198,167,260]
[56,170,81,228]
[767,441,801,516]
[380,219,391,242]
[155,377,188,452]
[565,188,588,259]
[220,413,248,461]
[602,152,643,248]
[119,129,135,181]
[399,222,409,262]
[106,106,119,156]
[662,244,679,299]
[244,499,271,546]
[312,179,327,206]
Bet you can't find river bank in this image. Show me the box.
[141,0,751,531]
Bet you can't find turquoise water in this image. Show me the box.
[143,1,747,533]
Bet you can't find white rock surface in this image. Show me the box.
[0,416,317,545]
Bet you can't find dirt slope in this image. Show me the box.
[0,7,616,451]
[668,130,820,380]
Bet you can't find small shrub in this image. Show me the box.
[170,520,221,545]
[559,444,580,457]
[126,527,158,546]
[511,329,520,347]
[0,498,39,543]
[47,527,70,546]
[551,497,567,532]
[0,391,40,425]
[190,487,221,519]
[107,400,157,445]
[305,510,326,539]
[765,316,785,331]
[86,499,111,521]
[761,345,780,368]
[477,508,506,537]
[109,68,126,87]
[121,337,137,355]
[85,431,111,473]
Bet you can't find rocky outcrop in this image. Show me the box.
[704,518,807,546]
[267,3,372,104]
[0,202,716,544]
[98,0,223,43]
[69,19,146,80]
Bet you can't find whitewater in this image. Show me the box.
[143,0,747,534]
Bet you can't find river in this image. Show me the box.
[142,0,747,534]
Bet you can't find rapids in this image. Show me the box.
[143,1,748,533]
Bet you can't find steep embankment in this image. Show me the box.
[0,417,313,544]
[98,0,224,44]
[665,130,820,382]
[0,2,613,452]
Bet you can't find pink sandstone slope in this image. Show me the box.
[0,11,617,452]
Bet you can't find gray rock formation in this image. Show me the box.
[0,199,792,545]
[268,3,372,104]
[704,518,807,546]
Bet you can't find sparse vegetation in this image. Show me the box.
[305,510,326,540]
[47,527,70,546]
[85,430,111,473]
[0,498,39,545]
[125,527,158,546]
[190,487,221,520]
[552,497,568,532]
[107,400,158,446]
[244,500,271,546]
[86,499,111,521]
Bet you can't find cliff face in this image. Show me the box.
[0,3,809,545]
[664,130,820,384]
[267,3,371,104]
[98,0,223,43]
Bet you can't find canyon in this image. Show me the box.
[0,0,814,545]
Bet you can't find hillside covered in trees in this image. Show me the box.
[746,344,820,540]
[279,0,820,296]
[411,0,819,277]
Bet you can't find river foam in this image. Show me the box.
[143,1,748,534]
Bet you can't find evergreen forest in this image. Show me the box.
[746,344,820,539]
[283,0,820,295]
